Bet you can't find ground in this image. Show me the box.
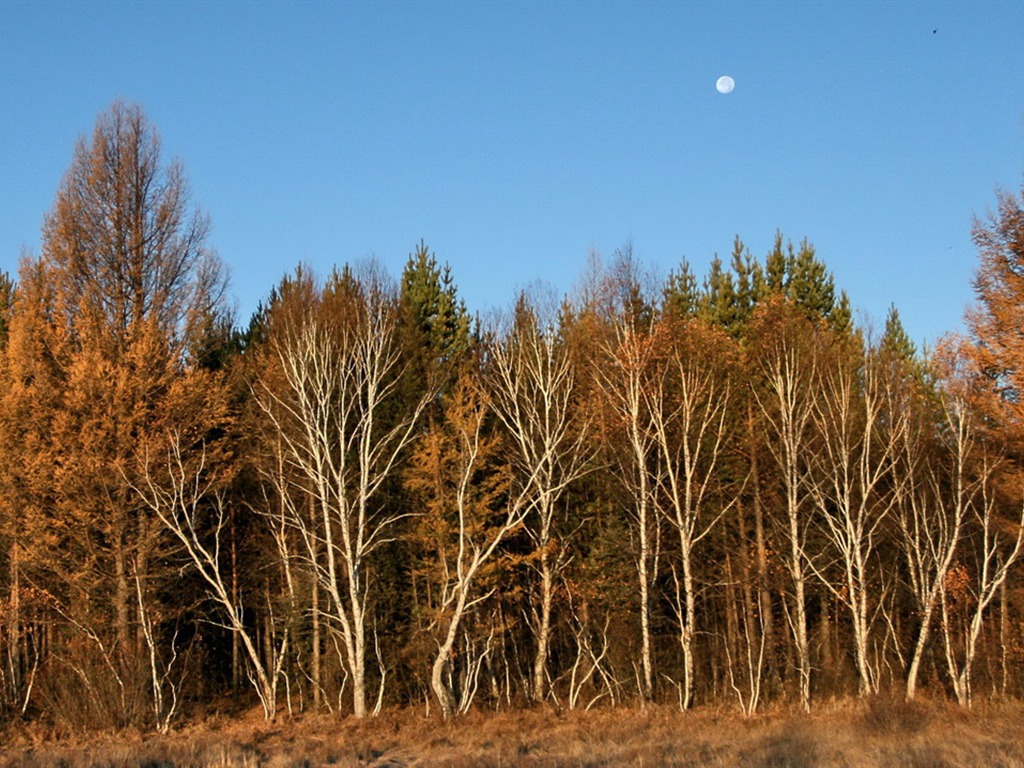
[2,697,1023,767]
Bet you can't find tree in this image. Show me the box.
[697,255,738,332]
[662,259,699,320]
[0,272,13,350]
[399,241,471,389]
[882,305,917,363]
[594,315,660,702]
[405,372,528,717]
[253,264,430,718]
[131,418,289,722]
[956,179,1024,704]
[488,291,592,703]
[0,101,228,729]
[808,336,904,696]
[646,316,736,708]
[967,179,1024,441]
[747,297,821,711]
[892,341,963,700]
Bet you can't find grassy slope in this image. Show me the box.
[2,698,1023,767]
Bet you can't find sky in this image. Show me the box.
[2,1,1023,348]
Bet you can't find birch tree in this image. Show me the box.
[808,338,905,696]
[940,454,1024,706]
[895,347,970,700]
[405,373,529,717]
[594,316,659,701]
[133,429,286,720]
[748,298,820,711]
[254,265,428,718]
[488,293,592,703]
[646,316,734,709]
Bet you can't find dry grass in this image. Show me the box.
[2,697,1023,767]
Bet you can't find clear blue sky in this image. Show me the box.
[2,1,1023,347]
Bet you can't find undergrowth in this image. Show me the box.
[1,698,1022,767]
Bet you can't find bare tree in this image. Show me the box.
[895,355,971,701]
[749,299,819,711]
[133,434,285,720]
[488,293,592,703]
[406,373,530,717]
[646,317,735,709]
[594,317,659,702]
[941,454,1024,706]
[254,266,428,718]
[808,339,905,696]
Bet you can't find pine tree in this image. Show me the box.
[399,240,471,398]
[730,237,762,330]
[698,256,738,331]
[881,304,917,363]
[762,231,788,297]
[786,238,836,319]
[662,259,700,319]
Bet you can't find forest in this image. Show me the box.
[2,101,1024,737]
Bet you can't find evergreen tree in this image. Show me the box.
[662,259,700,319]
[830,290,854,336]
[762,231,788,296]
[786,238,836,319]
[698,255,738,331]
[399,240,471,395]
[730,236,762,330]
[881,304,917,362]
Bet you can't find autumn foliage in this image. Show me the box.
[1,103,1023,735]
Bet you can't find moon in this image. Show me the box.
[716,75,735,94]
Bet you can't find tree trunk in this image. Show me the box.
[114,538,131,655]
[532,548,554,703]
[229,507,239,696]
[6,544,21,702]
[906,599,936,700]
[638,487,653,702]
[312,575,322,709]
[680,544,696,709]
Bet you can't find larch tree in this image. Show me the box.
[2,102,228,728]
[405,371,529,718]
[0,272,13,349]
[967,179,1024,438]
[957,179,1024,704]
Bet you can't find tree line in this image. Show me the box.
[1,102,1023,731]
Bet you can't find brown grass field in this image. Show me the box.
[2,697,1023,767]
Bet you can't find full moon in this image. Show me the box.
[716,75,735,94]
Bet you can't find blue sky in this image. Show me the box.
[2,1,1023,347]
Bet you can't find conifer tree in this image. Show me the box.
[662,259,700,319]
[399,241,471,401]
[881,305,917,363]
[698,256,737,331]
[1,102,230,728]
[0,272,13,350]
[967,180,1024,438]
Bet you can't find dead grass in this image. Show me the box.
[1,697,1023,767]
